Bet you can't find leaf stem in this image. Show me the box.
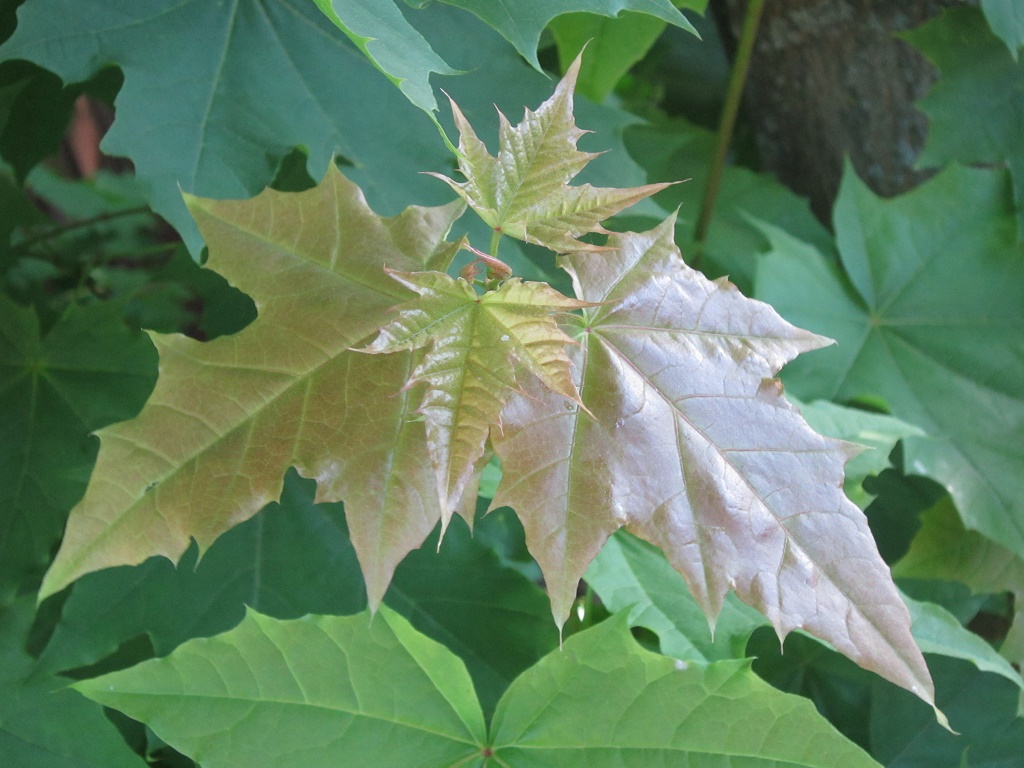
[489,229,502,258]
[694,0,765,247]
[14,205,154,252]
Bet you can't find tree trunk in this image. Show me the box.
[718,0,963,223]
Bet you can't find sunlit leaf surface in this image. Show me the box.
[492,216,937,713]
[41,168,465,608]
[364,271,588,516]
[431,55,670,253]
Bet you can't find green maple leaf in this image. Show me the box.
[0,296,156,601]
[310,0,458,114]
[904,7,1024,234]
[548,2,706,102]
[0,0,455,253]
[430,53,672,253]
[756,164,1024,570]
[981,0,1024,58]
[895,498,1024,701]
[40,167,470,608]
[0,599,145,768]
[362,270,589,518]
[75,609,882,767]
[490,216,940,717]
[435,0,698,70]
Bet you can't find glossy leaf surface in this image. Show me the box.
[365,271,587,515]
[431,55,670,253]
[76,608,487,768]
[41,168,464,607]
[757,164,1024,563]
[491,216,937,712]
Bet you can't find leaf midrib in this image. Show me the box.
[89,688,481,745]
[595,329,926,688]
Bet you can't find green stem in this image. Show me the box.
[694,0,766,249]
[489,229,502,258]
[14,205,154,252]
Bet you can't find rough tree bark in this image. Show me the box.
[718,0,964,222]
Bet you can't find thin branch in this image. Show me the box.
[14,205,154,252]
[694,0,766,248]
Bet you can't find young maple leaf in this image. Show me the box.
[428,53,671,254]
[39,167,473,609]
[490,216,942,722]
[362,271,590,522]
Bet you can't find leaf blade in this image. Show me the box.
[437,0,697,69]
[363,270,588,516]
[493,216,938,714]
[489,614,880,767]
[0,297,156,600]
[0,599,145,768]
[41,168,465,608]
[312,0,458,113]
[75,608,487,768]
[435,54,671,253]
[756,164,1024,568]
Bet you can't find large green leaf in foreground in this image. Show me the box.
[77,610,880,767]
[0,296,156,600]
[756,164,1024,562]
[489,615,880,767]
[77,608,487,768]
[490,216,938,713]
[40,168,465,607]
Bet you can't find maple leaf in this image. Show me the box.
[490,215,940,716]
[362,270,590,521]
[429,53,671,253]
[40,167,470,608]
